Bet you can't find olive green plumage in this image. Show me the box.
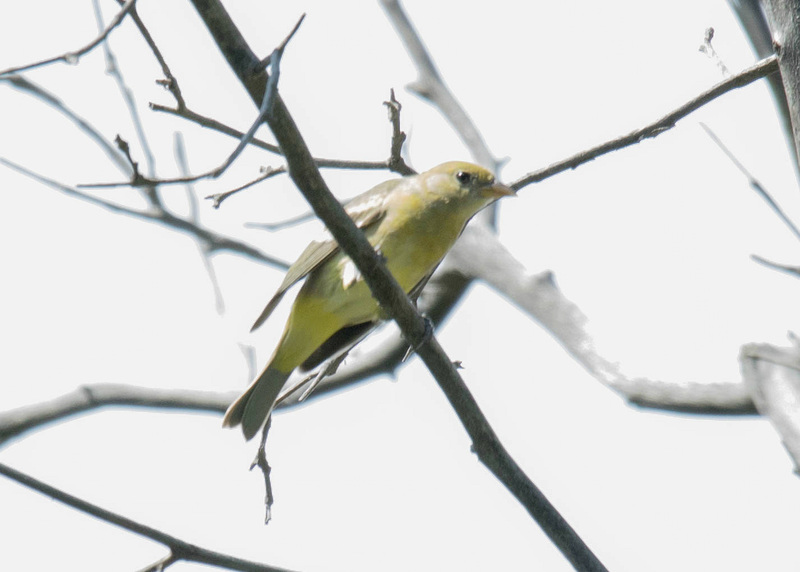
[223,161,514,440]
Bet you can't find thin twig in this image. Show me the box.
[94,0,157,180]
[0,157,287,268]
[78,167,216,188]
[152,103,398,172]
[379,0,501,231]
[512,54,780,190]
[219,90,413,210]
[114,135,141,178]
[94,0,165,210]
[250,418,274,524]
[382,89,415,175]
[118,0,186,109]
[1,76,130,174]
[174,132,227,313]
[152,101,405,205]
[700,122,800,242]
[82,15,306,191]
[213,14,305,179]
[244,210,316,231]
[138,552,179,572]
[89,100,392,191]
[751,254,800,277]
[152,102,281,154]
[0,0,136,77]
[0,463,297,572]
[207,166,286,208]
[379,0,498,171]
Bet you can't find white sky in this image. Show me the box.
[2,1,800,571]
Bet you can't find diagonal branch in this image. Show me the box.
[511,54,780,190]
[174,132,227,313]
[118,0,186,109]
[751,254,800,277]
[0,0,137,77]
[761,0,800,173]
[93,0,162,209]
[0,157,287,268]
[186,2,607,570]
[0,463,297,572]
[80,15,306,191]
[2,75,130,175]
[701,122,800,242]
[728,0,800,182]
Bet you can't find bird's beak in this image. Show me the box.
[483,181,516,198]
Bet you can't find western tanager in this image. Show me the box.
[223,161,514,439]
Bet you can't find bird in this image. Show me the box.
[223,161,515,440]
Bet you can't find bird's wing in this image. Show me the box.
[250,178,403,332]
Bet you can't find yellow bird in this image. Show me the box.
[223,161,514,439]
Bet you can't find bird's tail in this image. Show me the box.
[222,365,291,440]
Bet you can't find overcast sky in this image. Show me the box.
[1,1,800,571]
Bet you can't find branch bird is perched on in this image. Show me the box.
[223,161,515,439]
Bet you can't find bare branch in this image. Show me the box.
[0,463,298,572]
[214,90,414,209]
[0,384,233,445]
[152,102,418,176]
[751,254,800,277]
[741,344,800,471]
[152,102,281,154]
[93,0,167,210]
[184,2,607,568]
[79,11,308,192]
[78,165,219,188]
[1,76,130,174]
[117,0,186,109]
[207,165,286,208]
[0,278,469,441]
[135,89,413,203]
[250,418,275,525]
[94,0,157,180]
[0,0,136,77]
[761,0,800,172]
[379,0,499,171]
[701,122,800,242]
[512,54,780,190]
[728,0,800,181]
[244,209,316,231]
[87,100,391,190]
[450,224,758,414]
[175,132,227,313]
[0,157,288,268]
[382,89,415,175]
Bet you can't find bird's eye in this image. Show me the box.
[455,171,472,185]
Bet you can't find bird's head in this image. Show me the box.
[423,161,515,203]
